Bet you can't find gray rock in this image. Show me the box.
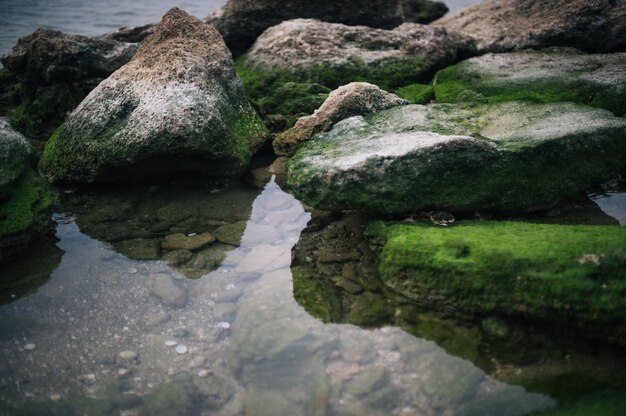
[433,0,626,54]
[242,19,474,90]
[434,48,626,116]
[206,0,449,57]
[145,273,188,307]
[288,102,626,214]
[0,120,37,192]
[41,7,268,184]
[274,82,407,157]
[212,221,247,246]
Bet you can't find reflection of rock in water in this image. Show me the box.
[291,212,626,402]
[0,233,63,305]
[62,179,261,278]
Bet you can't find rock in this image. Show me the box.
[274,82,407,157]
[242,19,475,91]
[161,233,216,251]
[212,221,247,246]
[206,0,449,57]
[0,121,55,262]
[41,8,268,184]
[433,0,626,54]
[175,345,188,355]
[145,273,188,308]
[188,356,206,369]
[1,26,152,142]
[113,238,161,260]
[23,343,36,351]
[163,249,193,266]
[434,48,626,116]
[165,340,178,347]
[288,102,626,214]
[367,220,626,344]
[118,350,138,360]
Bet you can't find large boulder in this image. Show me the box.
[0,121,54,262]
[433,0,626,54]
[1,25,154,142]
[41,8,268,184]
[366,220,626,344]
[241,19,475,91]
[434,48,626,116]
[206,0,449,57]
[287,102,626,214]
[274,82,407,157]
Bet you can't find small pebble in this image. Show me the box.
[176,345,188,355]
[198,369,210,378]
[127,267,138,274]
[165,340,178,347]
[118,368,129,377]
[24,344,36,351]
[85,374,96,384]
[118,351,138,360]
[216,322,230,329]
[49,394,62,401]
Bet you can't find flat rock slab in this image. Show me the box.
[434,48,626,115]
[433,0,626,54]
[288,102,626,214]
[41,8,267,184]
[242,19,474,90]
[162,233,216,251]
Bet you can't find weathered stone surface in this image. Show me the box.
[288,102,626,214]
[433,0,626,54]
[161,233,216,251]
[242,19,475,90]
[41,8,268,184]
[434,48,626,116]
[0,120,54,262]
[274,82,407,157]
[205,0,402,56]
[145,273,188,308]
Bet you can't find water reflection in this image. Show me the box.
[588,179,626,226]
[0,173,555,415]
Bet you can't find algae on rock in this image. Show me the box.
[288,102,626,214]
[41,8,268,184]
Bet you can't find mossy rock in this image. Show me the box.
[366,220,626,342]
[395,83,434,104]
[434,49,626,116]
[0,68,24,117]
[287,102,626,214]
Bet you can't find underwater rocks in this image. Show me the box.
[206,0,449,57]
[287,102,626,214]
[366,221,626,344]
[41,8,268,184]
[274,82,407,157]
[241,19,475,91]
[434,48,626,115]
[0,121,54,262]
[433,0,626,54]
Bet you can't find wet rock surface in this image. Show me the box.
[242,19,475,90]
[433,0,626,54]
[434,48,626,115]
[288,102,626,214]
[41,8,268,184]
[274,82,407,157]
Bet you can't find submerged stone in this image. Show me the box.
[367,220,626,343]
[434,48,626,115]
[145,273,188,308]
[242,19,474,91]
[433,0,626,54]
[161,233,216,251]
[287,102,626,214]
[274,82,407,157]
[41,8,268,184]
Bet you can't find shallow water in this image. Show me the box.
[0,164,625,415]
[0,0,479,56]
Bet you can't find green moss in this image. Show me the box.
[395,83,434,104]
[402,0,449,23]
[434,58,626,116]
[368,221,626,326]
[535,390,626,416]
[292,266,344,322]
[0,169,55,236]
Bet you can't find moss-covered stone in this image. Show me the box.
[434,49,626,116]
[0,68,23,117]
[395,83,434,104]
[536,389,626,416]
[366,220,626,342]
[287,102,626,214]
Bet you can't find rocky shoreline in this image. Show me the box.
[0,2,625,412]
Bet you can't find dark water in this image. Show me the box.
[0,0,478,56]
